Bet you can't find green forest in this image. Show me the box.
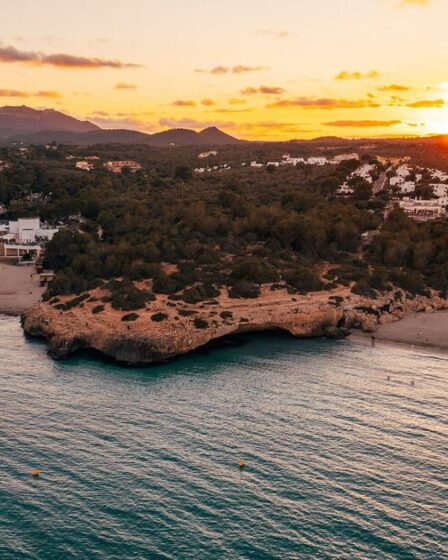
[1,143,448,310]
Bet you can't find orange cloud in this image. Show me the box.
[407,99,444,108]
[0,88,62,98]
[172,100,196,107]
[241,85,285,95]
[267,97,380,109]
[401,0,429,5]
[324,120,401,127]
[195,65,266,75]
[115,82,137,89]
[213,108,252,113]
[378,84,411,91]
[201,98,216,106]
[0,44,140,68]
[334,70,380,80]
[228,98,247,105]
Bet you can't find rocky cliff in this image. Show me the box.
[21,286,448,365]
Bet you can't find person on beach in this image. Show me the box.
[371,336,376,347]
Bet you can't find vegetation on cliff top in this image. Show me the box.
[1,143,447,306]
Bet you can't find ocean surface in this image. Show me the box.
[0,315,447,560]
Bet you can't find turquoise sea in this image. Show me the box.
[0,315,447,559]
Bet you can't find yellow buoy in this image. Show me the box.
[31,469,41,477]
[239,460,246,469]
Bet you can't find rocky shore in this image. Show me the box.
[21,284,448,365]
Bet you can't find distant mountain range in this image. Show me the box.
[0,106,241,146]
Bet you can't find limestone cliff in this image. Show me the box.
[21,286,448,365]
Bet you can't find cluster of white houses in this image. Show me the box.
[72,156,142,174]
[0,218,59,260]
[336,158,448,221]
[195,152,360,173]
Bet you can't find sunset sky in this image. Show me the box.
[1,0,448,140]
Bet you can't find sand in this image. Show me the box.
[0,262,44,315]
[352,310,448,351]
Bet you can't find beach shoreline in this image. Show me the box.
[0,262,44,316]
[350,309,448,353]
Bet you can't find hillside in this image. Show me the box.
[0,106,99,139]
[0,105,241,146]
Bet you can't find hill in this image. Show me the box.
[0,105,242,146]
[0,106,99,139]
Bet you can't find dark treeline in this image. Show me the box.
[1,143,447,308]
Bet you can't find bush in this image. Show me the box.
[220,310,233,319]
[193,318,209,329]
[351,282,377,298]
[122,313,139,322]
[284,267,322,293]
[231,257,279,284]
[151,312,168,322]
[178,309,197,316]
[108,280,155,311]
[181,283,221,304]
[92,305,105,314]
[228,280,261,299]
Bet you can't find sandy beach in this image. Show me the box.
[352,310,448,351]
[0,262,44,315]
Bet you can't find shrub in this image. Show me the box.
[108,280,155,311]
[228,280,260,299]
[220,310,233,319]
[193,318,209,329]
[284,268,322,293]
[64,293,90,310]
[92,305,105,314]
[151,312,168,322]
[122,313,139,322]
[178,309,197,316]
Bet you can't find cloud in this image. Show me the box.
[267,97,380,109]
[195,65,266,75]
[114,82,137,89]
[89,114,154,132]
[255,29,289,39]
[0,89,62,98]
[324,119,401,127]
[172,100,196,107]
[201,98,216,106]
[407,99,445,108]
[400,0,429,5]
[0,43,141,69]
[35,90,62,98]
[228,98,247,105]
[159,117,234,130]
[213,108,252,113]
[378,84,411,91]
[241,85,286,95]
[334,70,380,80]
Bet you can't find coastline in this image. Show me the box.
[0,262,44,316]
[20,282,448,365]
[350,309,448,353]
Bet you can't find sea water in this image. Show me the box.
[0,315,446,559]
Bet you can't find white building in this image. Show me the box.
[8,218,59,243]
[75,161,94,171]
[336,182,355,196]
[352,163,375,183]
[197,151,218,159]
[306,157,328,166]
[398,198,446,221]
[250,161,264,168]
[281,154,306,166]
[104,160,142,174]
